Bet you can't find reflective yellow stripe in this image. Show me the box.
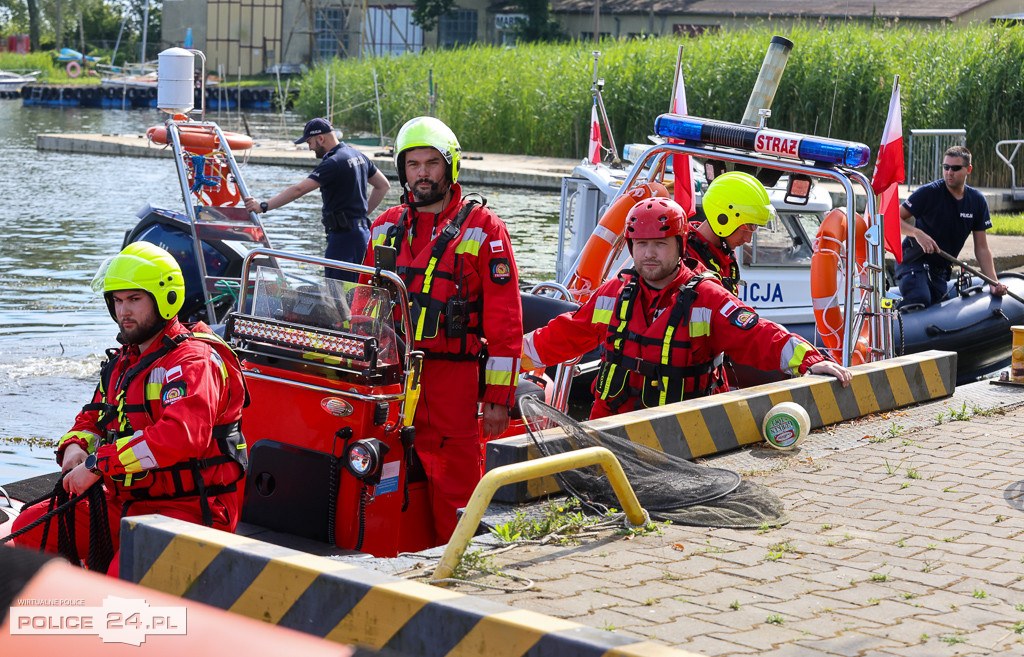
[592,308,613,325]
[485,369,513,386]
[114,436,143,473]
[421,258,438,294]
[485,356,516,387]
[454,239,481,256]
[145,382,162,401]
[58,430,99,453]
[661,325,675,364]
[782,338,815,374]
[689,321,710,337]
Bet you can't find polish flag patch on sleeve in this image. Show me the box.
[719,300,739,318]
[490,240,504,254]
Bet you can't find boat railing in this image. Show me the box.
[612,140,892,367]
[996,139,1024,201]
[164,118,269,322]
[527,281,581,414]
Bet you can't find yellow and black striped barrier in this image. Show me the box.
[487,350,956,502]
[120,514,705,657]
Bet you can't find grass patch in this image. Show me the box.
[764,541,795,562]
[489,498,600,545]
[765,613,784,625]
[991,214,1024,236]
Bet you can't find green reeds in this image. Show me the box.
[297,23,1024,187]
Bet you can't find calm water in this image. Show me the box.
[0,101,561,485]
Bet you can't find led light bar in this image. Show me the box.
[232,316,369,360]
[654,114,872,168]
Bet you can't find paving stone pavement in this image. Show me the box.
[435,384,1024,656]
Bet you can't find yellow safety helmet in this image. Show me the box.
[394,116,461,188]
[702,171,777,238]
[92,242,185,320]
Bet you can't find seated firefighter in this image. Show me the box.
[11,243,248,575]
[684,171,775,295]
[521,197,851,419]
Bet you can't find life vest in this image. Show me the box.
[685,226,740,295]
[83,323,249,525]
[595,270,727,411]
[375,198,485,360]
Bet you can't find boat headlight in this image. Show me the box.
[344,439,389,481]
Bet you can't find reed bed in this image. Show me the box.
[296,24,1021,187]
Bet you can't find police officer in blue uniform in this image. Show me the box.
[245,118,391,282]
[897,145,1007,308]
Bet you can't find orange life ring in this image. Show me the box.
[810,209,872,365]
[146,125,254,155]
[565,181,670,303]
[66,61,81,78]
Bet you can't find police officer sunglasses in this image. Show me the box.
[942,164,965,171]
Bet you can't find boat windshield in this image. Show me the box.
[248,266,400,367]
[742,211,822,267]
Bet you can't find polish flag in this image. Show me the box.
[669,68,695,217]
[588,102,602,165]
[871,81,905,263]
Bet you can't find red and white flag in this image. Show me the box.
[588,102,602,165]
[871,80,905,263]
[670,68,695,217]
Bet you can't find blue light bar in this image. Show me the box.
[654,114,871,168]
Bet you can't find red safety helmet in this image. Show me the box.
[624,197,688,253]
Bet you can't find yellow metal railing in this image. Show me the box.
[432,446,648,583]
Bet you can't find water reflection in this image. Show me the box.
[0,101,561,482]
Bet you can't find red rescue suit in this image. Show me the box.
[365,184,522,542]
[684,222,740,295]
[524,264,824,419]
[13,319,248,574]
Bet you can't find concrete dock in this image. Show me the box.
[35,132,578,190]
[422,379,1024,656]
[34,133,1024,213]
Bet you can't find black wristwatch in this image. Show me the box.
[260,201,269,213]
[84,453,102,476]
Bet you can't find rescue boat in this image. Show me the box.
[889,273,1024,383]
[556,129,1022,386]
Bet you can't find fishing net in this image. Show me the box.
[519,396,788,529]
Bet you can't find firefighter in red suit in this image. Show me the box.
[684,172,774,296]
[12,242,248,574]
[364,117,522,542]
[522,198,850,419]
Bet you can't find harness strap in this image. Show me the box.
[687,235,739,294]
[604,351,725,380]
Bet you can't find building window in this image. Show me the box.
[315,7,347,60]
[363,6,423,56]
[439,10,477,48]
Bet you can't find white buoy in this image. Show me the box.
[157,47,195,115]
[762,401,810,450]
